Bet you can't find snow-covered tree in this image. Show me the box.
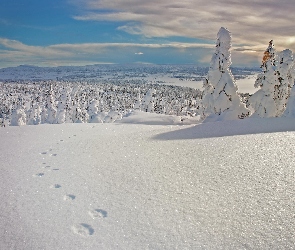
[26,103,41,125]
[45,84,57,123]
[202,27,250,121]
[283,84,295,117]
[134,94,142,110]
[250,41,294,117]
[274,49,294,115]
[141,89,155,112]
[88,99,103,123]
[0,79,202,126]
[10,103,26,126]
[56,87,70,124]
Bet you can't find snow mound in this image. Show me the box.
[118,110,201,125]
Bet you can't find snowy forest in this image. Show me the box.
[1,27,295,127]
[0,81,202,127]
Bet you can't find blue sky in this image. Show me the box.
[1,0,295,68]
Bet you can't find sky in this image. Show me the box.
[1,0,295,68]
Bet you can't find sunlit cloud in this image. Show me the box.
[0,38,217,67]
[0,37,266,68]
[72,0,295,52]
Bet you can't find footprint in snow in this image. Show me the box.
[88,209,107,219]
[72,223,94,236]
[50,184,61,189]
[64,194,76,201]
[33,173,44,177]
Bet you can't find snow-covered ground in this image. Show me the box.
[2,112,295,249]
[236,74,258,94]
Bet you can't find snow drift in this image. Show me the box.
[2,113,295,249]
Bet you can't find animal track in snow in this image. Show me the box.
[72,223,94,236]
[33,173,44,177]
[88,209,108,219]
[50,184,61,189]
[63,194,76,201]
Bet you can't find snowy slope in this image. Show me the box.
[1,113,295,249]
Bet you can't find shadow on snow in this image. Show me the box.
[153,117,295,140]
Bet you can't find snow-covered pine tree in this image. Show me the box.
[249,41,277,117]
[26,102,41,125]
[10,102,26,126]
[45,84,57,123]
[141,89,155,112]
[56,87,68,124]
[274,49,294,116]
[283,83,295,117]
[88,99,103,123]
[202,27,250,121]
[250,42,294,117]
[25,102,36,125]
[134,93,142,110]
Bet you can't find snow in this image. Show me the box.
[2,112,295,249]
[235,74,258,94]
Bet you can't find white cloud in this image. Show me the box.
[0,38,71,57]
[0,38,216,67]
[0,37,263,68]
[72,0,295,52]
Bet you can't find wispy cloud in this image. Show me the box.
[72,0,295,51]
[0,38,217,67]
[0,38,73,57]
[0,37,263,68]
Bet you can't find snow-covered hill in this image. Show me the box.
[1,112,295,249]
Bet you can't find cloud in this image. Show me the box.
[72,0,295,52]
[0,37,261,68]
[0,38,216,67]
[0,38,71,57]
